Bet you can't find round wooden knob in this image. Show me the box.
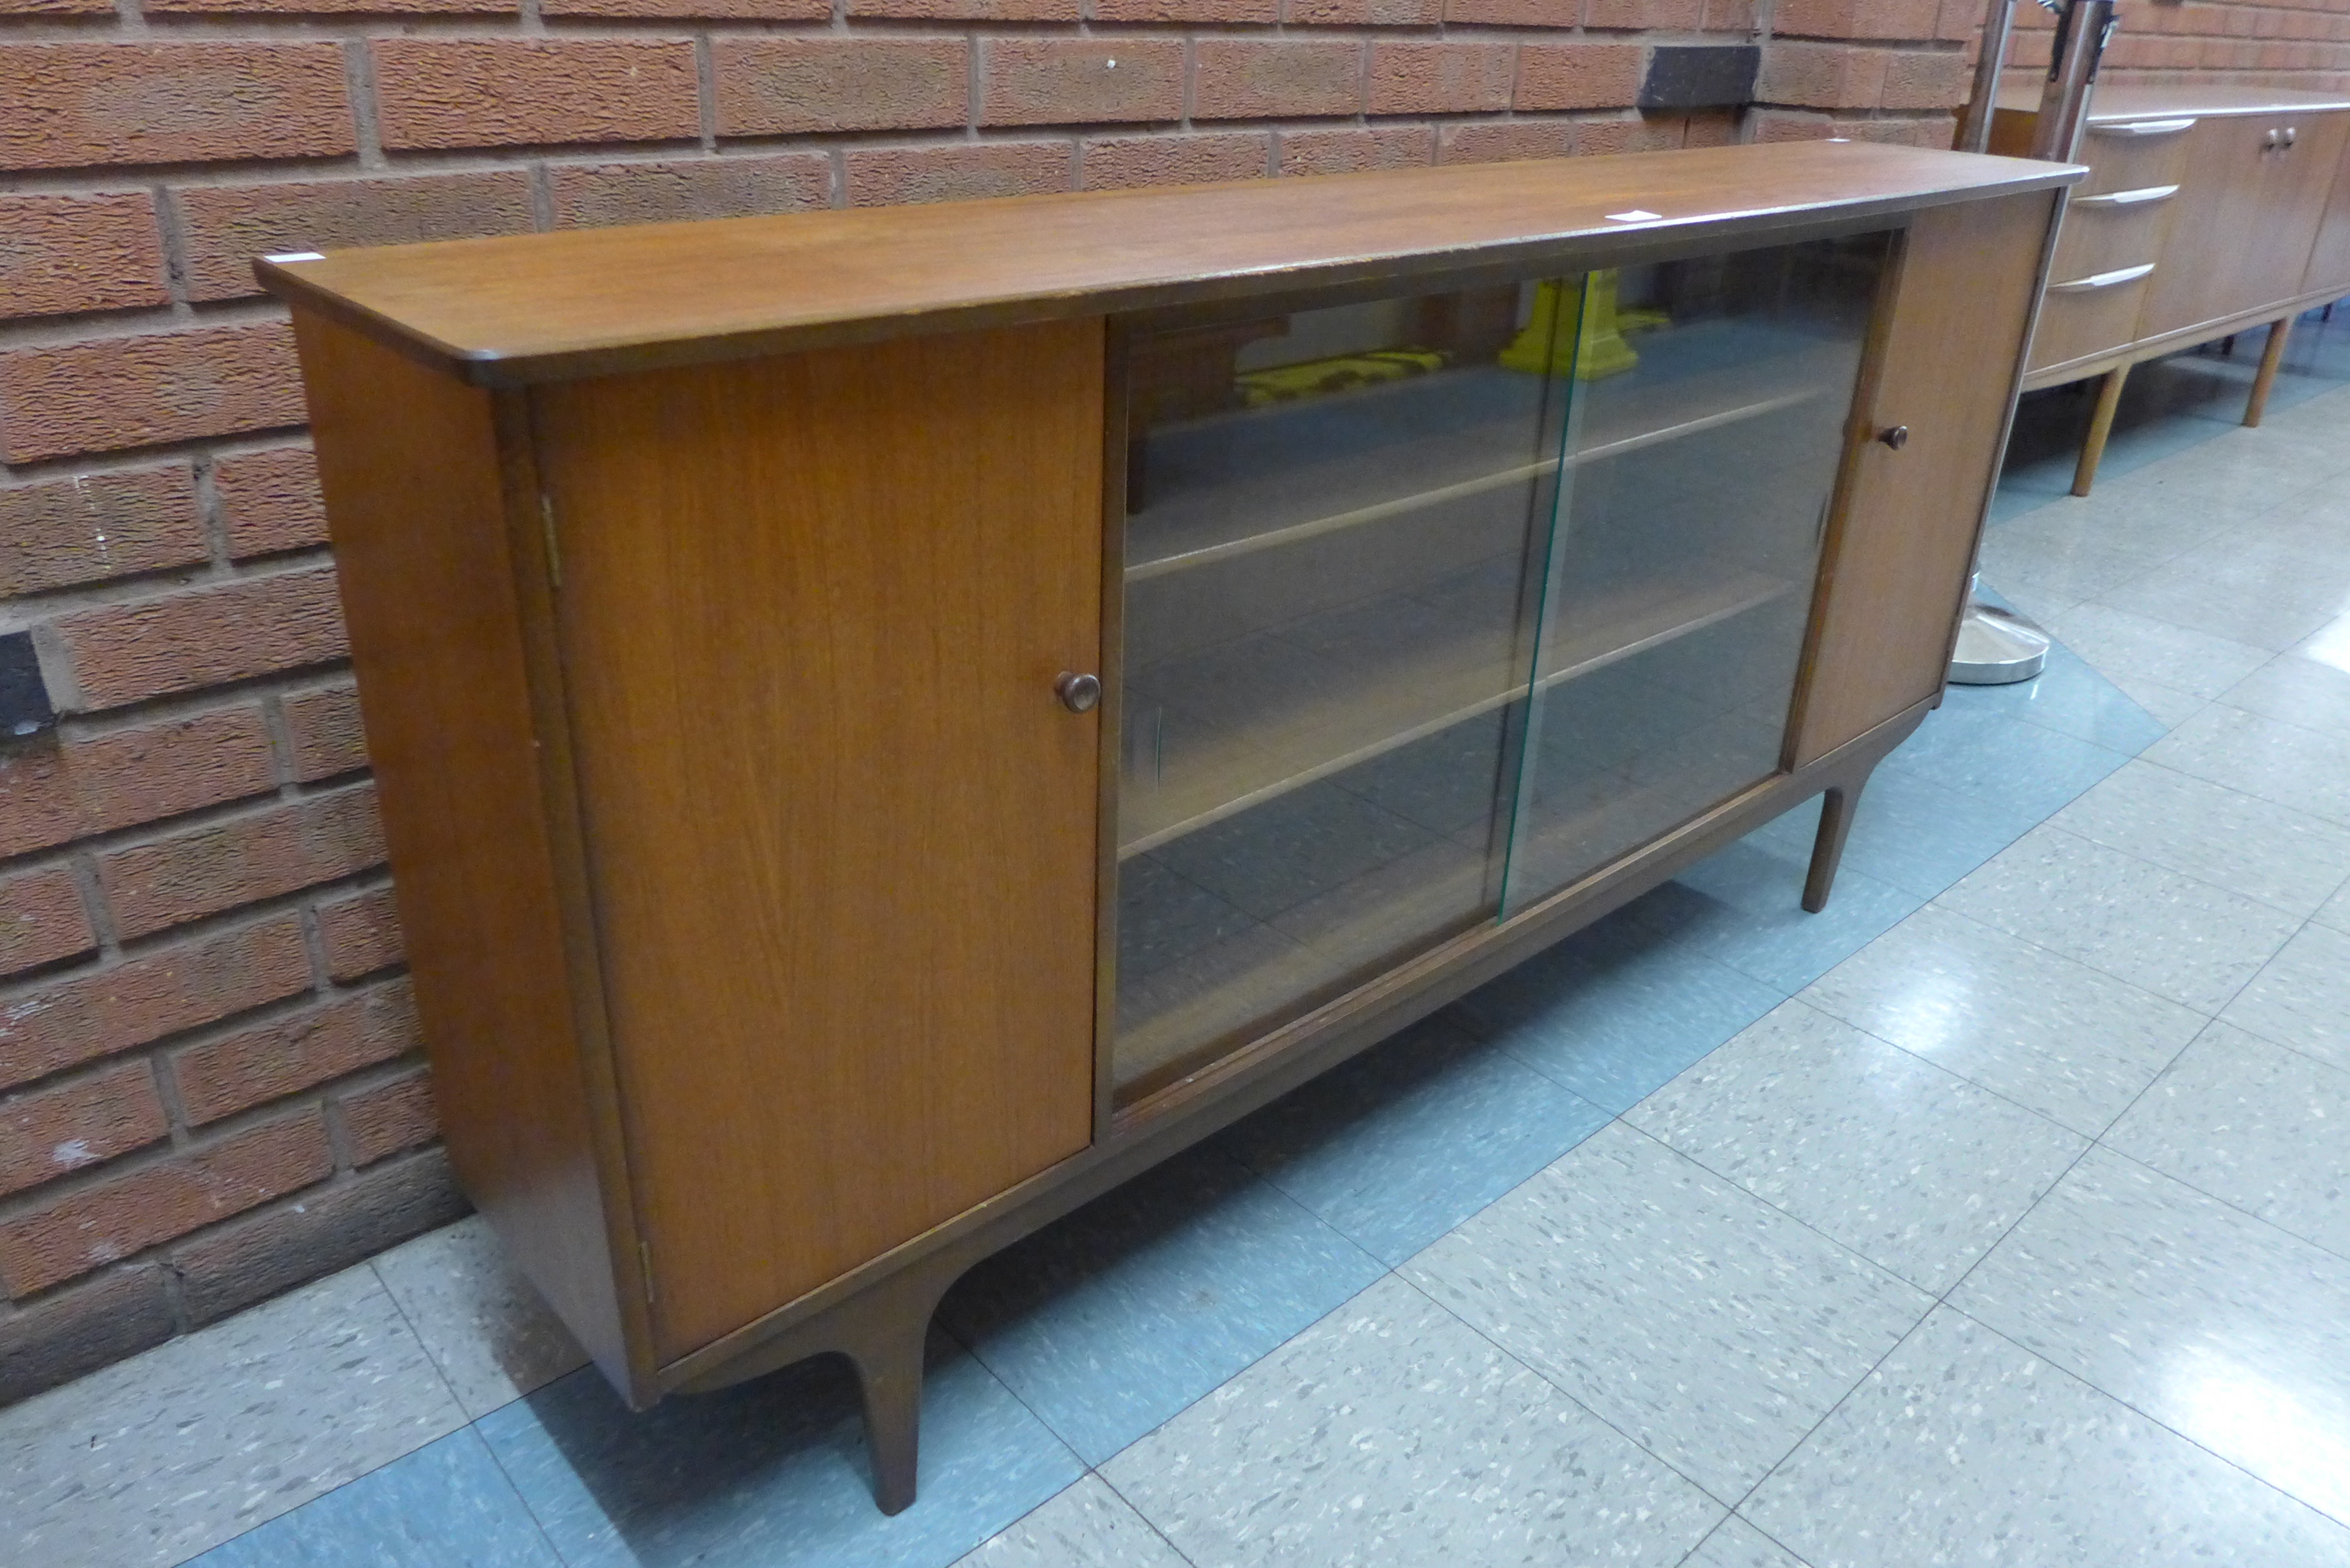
[1056,672,1102,713]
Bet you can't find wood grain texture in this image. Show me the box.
[2303,140,2350,299]
[255,143,2076,388]
[2140,112,2350,340]
[2029,271,2154,375]
[534,320,1103,1360]
[1793,191,2057,767]
[289,310,637,1392]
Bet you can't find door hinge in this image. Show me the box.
[540,494,563,590]
[638,1240,655,1305]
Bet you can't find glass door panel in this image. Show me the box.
[1500,235,1893,915]
[1114,285,1571,1098]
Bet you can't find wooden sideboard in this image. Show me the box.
[258,142,2073,1512]
[1993,83,2350,494]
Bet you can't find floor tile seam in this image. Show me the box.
[1449,1016,1636,1123]
[1908,895,2222,1029]
[2128,744,2350,838]
[932,1296,1105,1478]
[2109,705,2350,825]
[2030,803,2348,925]
[2071,1139,2350,1276]
[1086,1465,1208,1568]
[145,1272,483,1568]
[1927,823,2302,1013]
[1720,1281,1950,1521]
[1604,1114,1944,1309]
[1936,1299,2350,1534]
[465,1416,604,1568]
[1379,1263,1748,1518]
[2074,583,2335,658]
[364,1254,488,1426]
[2204,959,2350,1082]
[1914,1114,2105,1327]
[1792,994,2113,1146]
[1999,701,2166,758]
[1081,1259,1398,1477]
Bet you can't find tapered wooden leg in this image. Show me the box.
[2072,362,2130,497]
[2245,316,2293,428]
[850,1337,925,1515]
[1803,771,1869,914]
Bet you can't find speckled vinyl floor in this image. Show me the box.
[8,307,2350,1568]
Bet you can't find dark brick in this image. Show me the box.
[281,683,370,783]
[97,783,385,941]
[0,193,168,320]
[172,1149,465,1325]
[52,564,348,712]
[172,979,419,1126]
[0,705,277,861]
[0,1060,168,1197]
[0,864,96,979]
[0,914,312,1093]
[0,464,204,598]
[175,172,536,304]
[0,1264,176,1408]
[213,445,327,559]
[316,884,402,981]
[337,1066,439,1166]
[0,1109,331,1295]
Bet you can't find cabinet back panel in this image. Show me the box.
[536,320,1103,1358]
[1794,190,2056,765]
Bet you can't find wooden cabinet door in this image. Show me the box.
[2143,113,2349,338]
[1793,192,2056,766]
[535,320,1105,1361]
[2306,139,2350,299]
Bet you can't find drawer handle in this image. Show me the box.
[2093,118,2196,138]
[1056,671,1102,713]
[2073,184,2179,207]
[1878,426,1911,451]
[2049,263,2157,293]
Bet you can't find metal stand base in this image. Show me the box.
[1949,600,2051,685]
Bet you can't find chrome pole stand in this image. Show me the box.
[1946,0,2110,687]
[1950,576,2050,684]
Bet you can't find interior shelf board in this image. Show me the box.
[1125,348,1844,584]
[1117,568,1796,857]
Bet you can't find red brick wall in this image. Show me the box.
[2003,0,2350,88]
[1,0,2002,1402]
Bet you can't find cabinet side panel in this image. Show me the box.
[291,312,632,1385]
[1794,191,2056,766]
[536,319,1104,1361]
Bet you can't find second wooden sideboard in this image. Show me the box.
[1993,83,2350,493]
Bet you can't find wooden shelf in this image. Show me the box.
[1118,567,1797,856]
[1112,732,1768,1093]
[1126,333,1851,584]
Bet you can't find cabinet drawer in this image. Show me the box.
[2080,117,2196,196]
[2051,187,2175,281]
[2029,266,2152,373]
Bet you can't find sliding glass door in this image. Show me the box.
[1109,233,1889,1102]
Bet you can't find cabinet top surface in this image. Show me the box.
[1997,81,2350,122]
[260,140,2074,388]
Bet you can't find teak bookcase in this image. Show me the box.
[260,141,2076,1513]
